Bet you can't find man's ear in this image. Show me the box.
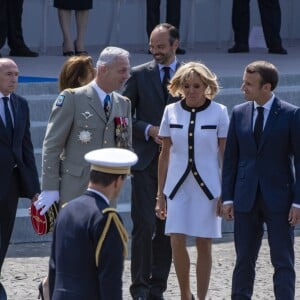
[173,39,179,51]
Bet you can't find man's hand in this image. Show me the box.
[148,126,162,145]
[288,206,300,226]
[222,203,234,221]
[34,190,59,215]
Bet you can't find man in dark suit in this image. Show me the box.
[146,0,185,55]
[0,58,40,297]
[221,60,300,299]
[49,148,138,300]
[228,0,287,54]
[0,0,38,57]
[122,23,181,300]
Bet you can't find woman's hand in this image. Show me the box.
[155,195,167,220]
[216,197,223,217]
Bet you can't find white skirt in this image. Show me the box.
[165,173,222,238]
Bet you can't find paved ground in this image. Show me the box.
[2,231,300,299]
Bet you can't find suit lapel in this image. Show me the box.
[86,84,107,122]
[148,61,165,105]
[258,97,281,152]
[11,93,19,139]
[0,93,18,145]
[245,102,255,143]
[107,92,119,123]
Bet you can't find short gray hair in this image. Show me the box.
[96,46,130,68]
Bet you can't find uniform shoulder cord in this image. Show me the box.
[95,208,128,267]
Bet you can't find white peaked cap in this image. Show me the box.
[84,148,138,174]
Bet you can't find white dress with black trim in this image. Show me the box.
[159,99,229,238]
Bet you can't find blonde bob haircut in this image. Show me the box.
[168,62,219,100]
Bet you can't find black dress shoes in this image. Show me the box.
[0,282,7,300]
[9,47,39,57]
[268,47,287,54]
[228,44,249,53]
[176,47,186,55]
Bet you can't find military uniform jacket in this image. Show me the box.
[49,190,126,300]
[41,82,132,203]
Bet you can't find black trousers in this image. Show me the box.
[0,168,20,275]
[0,0,26,50]
[130,155,172,298]
[146,0,181,38]
[231,0,283,49]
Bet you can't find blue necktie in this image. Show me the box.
[2,97,14,141]
[254,106,264,146]
[104,94,111,120]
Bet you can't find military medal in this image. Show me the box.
[78,130,92,144]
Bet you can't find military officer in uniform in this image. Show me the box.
[34,46,132,215]
[48,147,138,300]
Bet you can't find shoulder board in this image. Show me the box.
[65,88,75,94]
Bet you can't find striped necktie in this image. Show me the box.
[104,94,111,120]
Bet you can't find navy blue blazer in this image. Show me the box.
[122,60,181,171]
[0,92,40,200]
[222,97,300,213]
[49,190,125,300]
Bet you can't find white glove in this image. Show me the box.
[34,190,60,215]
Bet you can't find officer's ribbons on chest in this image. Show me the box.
[114,116,129,148]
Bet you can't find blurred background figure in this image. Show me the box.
[0,0,38,57]
[58,55,95,91]
[146,0,185,54]
[228,0,287,54]
[54,0,93,56]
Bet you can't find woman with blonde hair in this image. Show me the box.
[156,62,229,300]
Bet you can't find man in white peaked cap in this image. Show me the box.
[48,148,138,300]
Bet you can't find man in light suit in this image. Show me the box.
[0,58,40,297]
[35,46,132,215]
[221,60,300,299]
[122,23,181,300]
